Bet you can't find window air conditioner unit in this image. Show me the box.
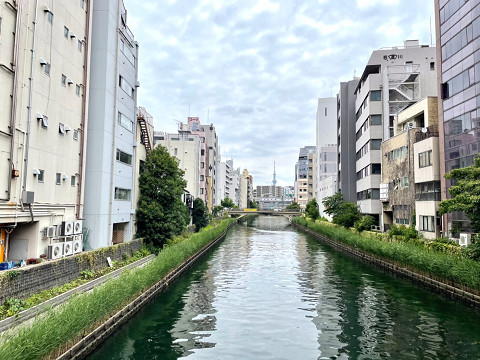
[408,122,414,128]
[459,233,472,247]
[48,243,64,259]
[69,31,76,38]
[36,113,44,120]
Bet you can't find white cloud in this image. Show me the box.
[124,0,435,185]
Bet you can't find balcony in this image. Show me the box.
[415,192,441,201]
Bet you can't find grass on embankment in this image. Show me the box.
[294,217,480,293]
[0,218,236,360]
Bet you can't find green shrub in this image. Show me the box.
[332,202,361,228]
[354,215,376,232]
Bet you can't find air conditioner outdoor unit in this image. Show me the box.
[408,122,414,128]
[60,221,74,236]
[48,243,64,260]
[459,233,472,247]
[43,226,56,238]
[73,234,83,254]
[73,220,83,234]
[64,238,74,256]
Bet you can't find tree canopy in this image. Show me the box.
[322,192,361,228]
[286,202,300,210]
[439,155,480,232]
[192,198,209,231]
[305,199,320,220]
[136,145,190,247]
[221,197,235,208]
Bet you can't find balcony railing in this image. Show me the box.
[415,192,441,201]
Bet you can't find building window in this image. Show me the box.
[201,149,205,156]
[370,90,381,101]
[324,107,327,116]
[116,149,132,165]
[117,111,133,132]
[174,148,178,156]
[419,150,433,168]
[80,0,85,9]
[56,173,61,185]
[200,175,204,181]
[47,12,53,24]
[120,39,136,67]
[71,175,76,187]
[78,40,83,52]
[430,62,435,70]
[370,139,382,150]
[76,84,81,96]
[114,187,131,200]
[64,26,69,38]
[38,170,44,183]
[201,162,205,169]
[41,115,48,129]
[200,188,204,195]
[73,129,79,141]
[61,74,66,86]
[420,215,435,232]
[370,114,382,125]
[119,76,134,97]
[44,63,51,75]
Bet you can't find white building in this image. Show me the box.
[354,40,437,224]
[84,0,139,249]
[0,0,91,260]
[318,175,338,220]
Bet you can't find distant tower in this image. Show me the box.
[272,161,277,186]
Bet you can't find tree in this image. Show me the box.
[322,192,361,228]
[192,198,209,231]
[286,202,300,210]
[212,205,224,217]
[322,192,344,218]
[221,197,235,208]
[248,199,258,209]
[439,155,480,232]
[305,199,320,220]
[333,202,361,228]
[136,146,190,248]
[354,215,376,232]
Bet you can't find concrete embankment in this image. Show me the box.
[293,222,480,310]
[57,219,240,360]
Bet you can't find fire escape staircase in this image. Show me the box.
[137,114,152,154]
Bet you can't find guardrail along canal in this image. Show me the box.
[88,216,480,359]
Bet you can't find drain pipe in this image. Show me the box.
[107,1,122,245]
[22,0,39,213]
[76,0,92,220]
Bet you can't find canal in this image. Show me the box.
[88,216,480,359]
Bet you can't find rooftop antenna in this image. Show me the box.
[353,69,357,79]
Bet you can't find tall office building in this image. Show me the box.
[435,0,480,234]
[0,0,91,260]
[354,40,437,223]
[337,79,359,203]
[84,0,139,249]
[295,146,315,209]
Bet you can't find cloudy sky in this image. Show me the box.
[124,0,435,186]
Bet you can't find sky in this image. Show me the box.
[123,0,435,186]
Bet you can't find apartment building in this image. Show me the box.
[316,98,336,197]
[84,0,139,249]
[204,123,219,211]
[380,97,440,237]
[0,0,91,261]
[337,79,359,203]
[435,0,480,235]
[355,40,437,224]
[154,125,201,200]
[295,146,315,209]
[239,169,252,209]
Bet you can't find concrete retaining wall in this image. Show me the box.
[57,220,237,360]
[0,239,142,304]
[293,223,480,309]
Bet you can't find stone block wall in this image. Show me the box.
[0,239,142,304]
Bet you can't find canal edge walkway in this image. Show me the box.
[56,218,239,360]
[292,222,480,310]
[0,254,156,334]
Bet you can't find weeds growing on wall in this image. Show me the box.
[0,218,235,359]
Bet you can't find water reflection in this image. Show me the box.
[89,216,480,360]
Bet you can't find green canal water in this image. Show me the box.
[88,216,480,359]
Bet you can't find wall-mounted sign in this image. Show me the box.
[383,54,403,61]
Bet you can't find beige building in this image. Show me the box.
[239,169,253,209]
[0,1,91,261]
[381,97,440,238]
